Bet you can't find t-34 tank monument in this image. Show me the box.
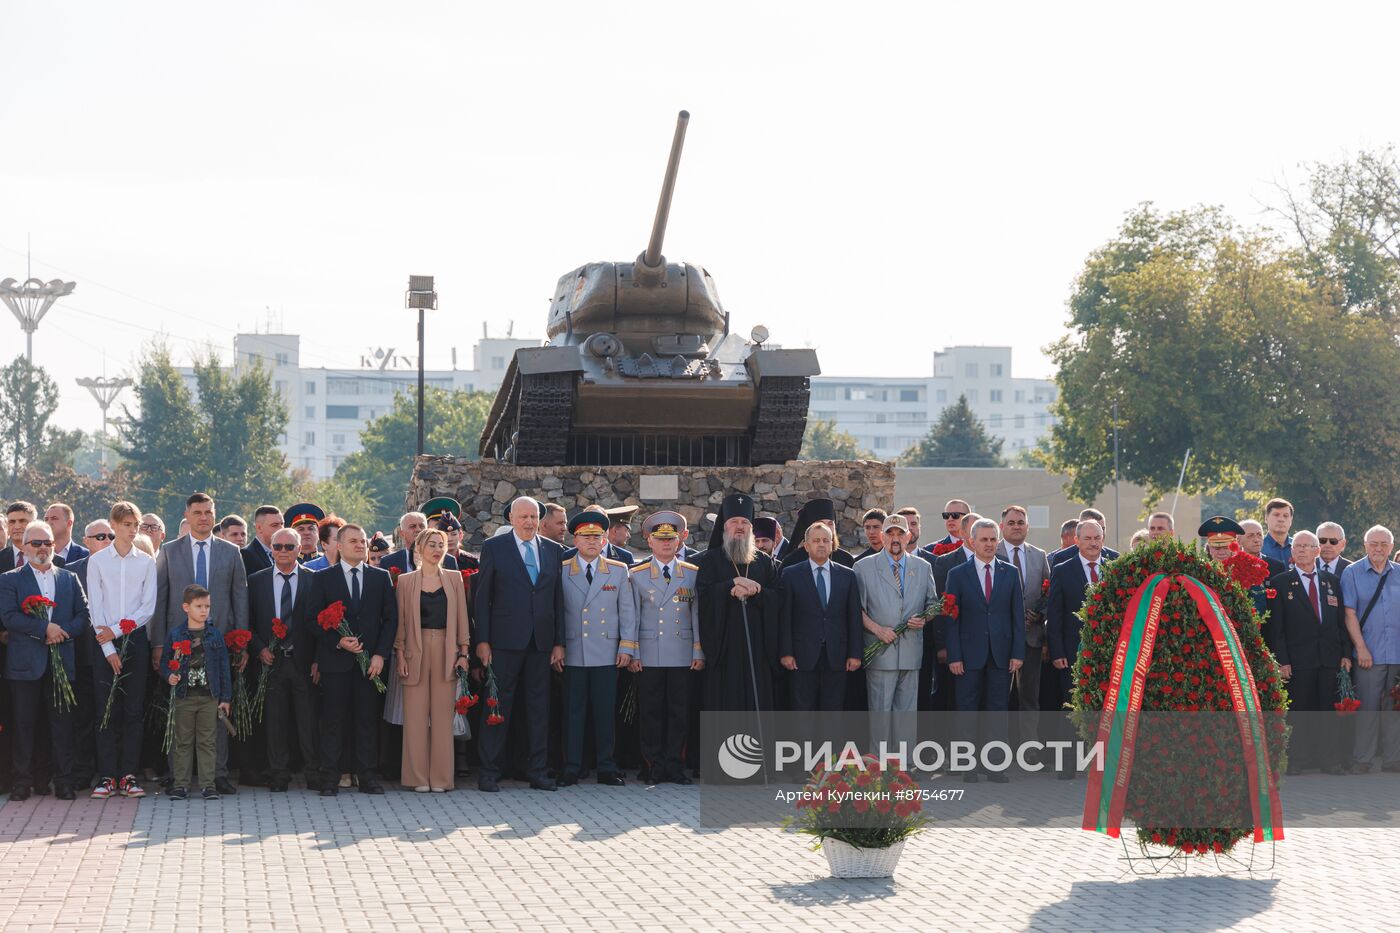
[478,110,819,469]
[411,112,891,548]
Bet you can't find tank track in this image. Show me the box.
[512,372,575,465]
[749,375,811,464]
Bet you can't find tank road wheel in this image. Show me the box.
[512,372,575,465]
[750,375,810,464]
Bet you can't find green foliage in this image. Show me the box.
[0,357,62,478]
[800,419,873,461]
[899,394,1004,467]
[118,342,290,520]
[334,387,494,532]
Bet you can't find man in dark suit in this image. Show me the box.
[1050,508,1120,566]
[944,517,1025,782]
[306,524,396,795]
[1,501,38,574]
[241,505,284,578]
[920,498,970,556]
[1241,520,1288,578]
[1317,522,1351,577]
[0,519,91,800]
[605,506,639,565]
[1267,531,1350,773]
[1046,518,1109,776]
[380,508,459,574]
[249,528,319,791]
[779,523,862,712]
[45,503,89,567]
[474,496,565,792]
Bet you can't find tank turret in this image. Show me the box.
[480,111,819,467]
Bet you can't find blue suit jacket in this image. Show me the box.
[474,533,564,652]
[778,560,863,670]
[943,557,1025,670]
[0,564,90,681]
[55,543,89,567]
[1046,556,1095,662]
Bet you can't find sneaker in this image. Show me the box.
[339,773,353,788]
[168,787,189,801]
[91,778,117,800]
[201,787,221,801]
[119,775,146,798]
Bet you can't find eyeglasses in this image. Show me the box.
[1318,537,1340,545]
[139,524,161,532]
[86,533,116,542]
[26,540,53,548]
[942,511,967,521]
[270,543,297,551]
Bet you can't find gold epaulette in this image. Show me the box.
[630,560,653,574]
[678,560,699,571]
[604,558,630,570]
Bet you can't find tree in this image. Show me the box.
[899,394,1004,467]
[334,387,494,531]
[118,342,291,520]
[0,357,61,478]
[799,419,873,460]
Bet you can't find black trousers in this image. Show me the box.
[478,646,551,782]
[318,669,381,783]
[1287,665,1347,769]
[790,646,847,712]
[265,656,319,781]
[639,666,692,779]
[94,632,149,780]
[11,672,75,790]
[73,663,97,784]
[564,665,617,776]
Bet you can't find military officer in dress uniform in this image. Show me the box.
[604,506,639,566]
[284,503,325,564]
[559,512,637,787]
[629,511,704,785]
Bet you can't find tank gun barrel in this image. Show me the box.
[638,110,689,278]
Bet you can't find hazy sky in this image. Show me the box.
[4,1,1396,431]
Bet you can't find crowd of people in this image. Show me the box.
[0,488,1394,802]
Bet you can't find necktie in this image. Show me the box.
[195,541,208,587]
[279,573,294,618]
[586,562,594,585]
[1306,572,1320,620]
[816,565,828,608]
[522,542,538,584]
[892,559,903,597]
[350,566,361,612]
[663,565,672,583]
[1089,561,1098,584]
[1013,546,1024,582]
[984,563,993,601]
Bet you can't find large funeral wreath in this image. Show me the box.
[1070,538,1289,855]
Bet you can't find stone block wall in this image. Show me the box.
[407,456,897,552]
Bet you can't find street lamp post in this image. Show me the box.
[76,376,134,467]
[0,277,76,361]
[405,276,438,459]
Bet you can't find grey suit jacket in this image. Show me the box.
[854,552,937,672]
[998,540,1052,647]
[560,555,638,667]
[152,534,250,644]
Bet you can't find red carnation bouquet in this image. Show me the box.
[782,754,928,851]
[863,596,945,665]
[483,664,504,726]
[22,595,75,711]
[252,618,290,721]
[224,629,255,737]
[162,639,193,753]
[388,566,402,586]
[317,600,385,692]
[930,541,961,557]
[454,667,479,717]
[98,619,139,730]
[1222,551,1270,589]
[1335,667,1362,714]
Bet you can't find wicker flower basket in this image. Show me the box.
[822,838,906,878]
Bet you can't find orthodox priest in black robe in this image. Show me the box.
[696,493,783,712]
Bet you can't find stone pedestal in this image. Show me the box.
[407,456,896,551]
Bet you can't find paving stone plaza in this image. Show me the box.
[0,771,1394,932]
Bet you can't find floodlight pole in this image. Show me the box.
[405,276,438,459]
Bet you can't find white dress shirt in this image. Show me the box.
[340,559,366,594]
[513,532,540,571]
[88,545,158,657]
[810,558,832,590]
[975,557,996,590]
[189,533,214,571]
[1080,553,1102,582]
[273,568,300,619]
[31,564,56,602]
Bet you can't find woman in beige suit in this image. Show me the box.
[394,528,471,791]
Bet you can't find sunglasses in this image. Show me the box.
[86,533,116,542]
[271,543,298,551]
[1318,537,1340,545]
[942,511,967,521]
[26,540,53,548]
